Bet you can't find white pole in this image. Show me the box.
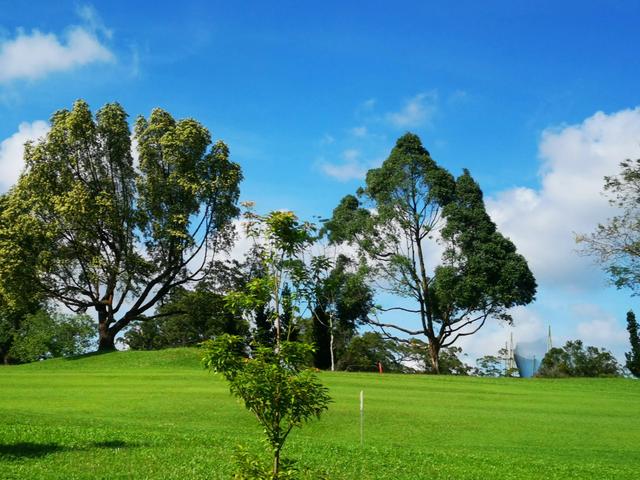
[360,390,364,447]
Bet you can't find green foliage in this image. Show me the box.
[8,310,94,363]
[0,302,37,364]
[0,194,44,363]
[203,208,329,478]
[279,284,299,342]
[324,133,536,373]
[202,335,331,478]
[0,100,242,351]
[578,159,640,291]
[433,347,472,375]
[337,332,403,372]
[230,205,315,346]
[625,310,640,377]
[398,340,472,374]
[233,446,303,480]
[123,286,249,350]
[537,340,621,377]
[475,347,518,377]
[626,310,640,377]
[475,355,504,377]
[304,254,373,370]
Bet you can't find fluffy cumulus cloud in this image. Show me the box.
[487,107,640,291]
[0,9,114,83]
[0,120,49,191]
[573,303,628,347]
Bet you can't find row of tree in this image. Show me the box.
[3,98,638,376]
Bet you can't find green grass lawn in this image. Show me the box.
[1,348,639,479]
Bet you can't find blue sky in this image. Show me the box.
[1,1,640,360]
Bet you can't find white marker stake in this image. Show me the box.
[360,390,364,447]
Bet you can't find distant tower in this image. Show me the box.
[547,326,553,352]
[507,332,515,371]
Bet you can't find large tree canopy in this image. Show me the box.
[0,100,242,350]
[324,133,536,373]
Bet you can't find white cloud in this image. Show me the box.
[320,160,368,182]
[227,218,255,262]
[319,149,369,182]
[457,306,545,361]
[0,20,114,83]
[0,120,49,191]
[342,148,359,161]
[76,4,113,39]
[573,303,628,347]
[319,134,335,145]
[360,98,376,111]
[386,92,437,128]
[350,126,368,137]
[448,89,468,104]
[487,107,640,291]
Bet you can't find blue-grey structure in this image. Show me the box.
[514,337,548,378]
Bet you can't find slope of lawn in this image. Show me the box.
[1,348,639,479]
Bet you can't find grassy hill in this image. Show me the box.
[1,348,639,479]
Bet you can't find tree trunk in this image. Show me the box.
[2,351,9,365]
[429,342,440,374]
[329,315,335,372]
[98,330,116,351]
[273,446,281,478]
[97,305,116,352]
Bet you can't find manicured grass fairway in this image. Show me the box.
[1,349,639,479]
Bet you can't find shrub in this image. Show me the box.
[537,340,621,377]
[202,335,331,479]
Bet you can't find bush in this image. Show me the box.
[537,340,621,377]
[9,310,94,363]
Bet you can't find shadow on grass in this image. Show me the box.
[0,440,137,461]
[0,442,67,460]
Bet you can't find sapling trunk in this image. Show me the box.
[329,314,335,372]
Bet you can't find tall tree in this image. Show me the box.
[0,100,242,351]
[625,310,640,377]
[325,133,536,373]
